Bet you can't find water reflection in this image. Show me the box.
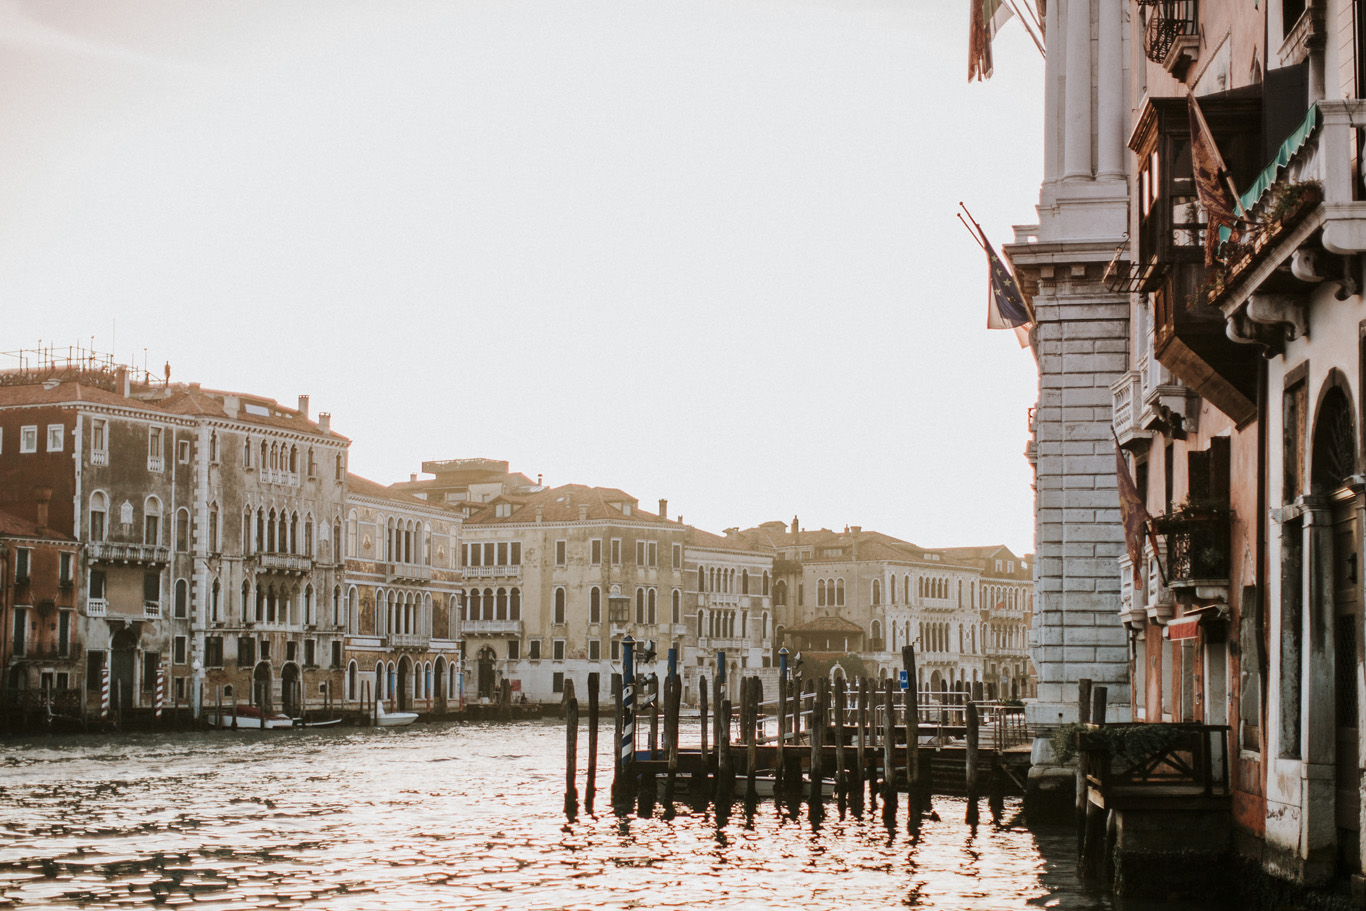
[0,720,1221,910]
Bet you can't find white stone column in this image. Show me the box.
[1063,0,1093,181]
[1096,0,1125,178]
[1042,0,1061,185]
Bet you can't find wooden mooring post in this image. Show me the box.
[881,678,896,828]
[611,672,624,807]
[662,675,681,819]
[586,672,599,815]
[716,695,735,820]
[809,676,827,823]
[698,675,710,798]
[1074,677,1093,853]
[564,678,579,819]
[902,646,921,818]
[854,676,867,815]
[965,700,980,825]
[775,670,787,806]
[745,677,760,810]
[833,675,847,816]
[1080,685,1109,880]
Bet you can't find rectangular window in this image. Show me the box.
[636,541,645,565]
[15,548,30,582]
[174,636,188,665]
[89,569,106,600]
[507,640,520,660]
[510,542,521,565]
[238,636,255,667]
[148,427,164,471]
[552,639,565,661]
[286,641,297,663]
[92,419,107,454]
[260,638,271,661]
[174,677,186,701]
[552,672,564,694]
[589,640,601,662]
[59,553,73,586]
[46,424,63,452]
[304,639,316,666]
[58,611,71,657]
[145,512,160,546]
[555,540,567,565]
[12,607,25,657]
[173,580,188,619]
[87,651,105,691]
[529,640,541,660]
[497,542,508,565]
[591,539,602,565]
[205,636,223,667]
[610,639,620,662]
[178,439,190,464]
[19,425,37,453]
[648,541,657,567]
[673,543,681,568]
[331,640,342,668]
[611,539,621,565]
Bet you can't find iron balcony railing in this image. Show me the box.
[1140,0,1197,64]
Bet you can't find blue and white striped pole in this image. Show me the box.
[621,636,636,783]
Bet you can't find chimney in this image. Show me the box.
[791,516,799,535]
[297,394,310,418]
[33,486,52,534]
[189,381,200,393]
[319,412,331,433]
[537,473,543,486]
[578,504,589,521]
[535,505,544,523]
[410,474,417,483]
[658,499,668,520]
[116,366,129,397]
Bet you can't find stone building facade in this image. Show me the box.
[680,525,773,704]
[341,473,462,713]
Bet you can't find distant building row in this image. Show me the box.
[0,358,1033,719]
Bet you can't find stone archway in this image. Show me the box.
[253,661,272,713]
[397,656,413,712]
[280,663,301,717]
[434,657,448,713]
[477,647,496,700]
[111,628,138,710]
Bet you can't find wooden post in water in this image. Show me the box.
[663,675,681,819]
[586,672,600,815]
[565,678,579,819]
[809,676,826,821]
[611,673,624,807]
[775,670,787,806]
[746,676,761,809]
[1081,685,1109,879]
[965,701,980,825]
[902,646,920,817]
[1075,677,1093,851]
[717,696,735,817]
[881,678,896,827]
[698,675,710,790]
[833,675,847,814]
[649,674,660,759]
[854,677,867,814]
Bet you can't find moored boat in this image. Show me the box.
[375,700,418,727]
[206,705,294,730]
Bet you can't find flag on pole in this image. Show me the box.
[1114,439,1159,588]
[985,239,1031,330]
[969,0,1014,81]
[1187,92,1242,265]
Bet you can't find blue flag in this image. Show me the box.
[985,239,1030,329]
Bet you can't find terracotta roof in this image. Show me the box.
[683,525,769,555]
[0,508,73,541]
[788,615,864,633]
[0,380,146,410]
[464,484,677,527]
[345,473,438,508]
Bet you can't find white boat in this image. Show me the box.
[206,705,294,729]
[375,700,418,727]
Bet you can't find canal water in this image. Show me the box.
[0,719,1226,910]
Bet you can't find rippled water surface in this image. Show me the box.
[0,720,1217,910]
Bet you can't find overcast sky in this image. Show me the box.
[0,0,1045,554]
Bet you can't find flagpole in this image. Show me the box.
[957,213,987,250]
[961,202,1035,323]
[1002,0,1046,57]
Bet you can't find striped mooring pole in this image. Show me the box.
[100,662,110,719]
[621,636,636,782]
[155,665,165,719]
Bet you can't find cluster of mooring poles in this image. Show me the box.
[563,640,1013,828]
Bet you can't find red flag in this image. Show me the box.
[1187,92,1242,265]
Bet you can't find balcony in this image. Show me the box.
[253,553,313,575]
[461,619,523,636]
[386,632,431,650]
[1137,344,1196,437]
[90,448,108,467]
[1157,509,1231,599]
[144,601,162,619]
[1146,537,1175,624]
[1140,0,1199,78]
[1218,100,1366,353]
[386,562,433,584]
[464,564,521,580]
[1111,370,1142,447]
[88,541,170,566]
[87,598,107,617]
[699,592,739,609]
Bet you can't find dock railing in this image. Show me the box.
[1079,722,1231,797]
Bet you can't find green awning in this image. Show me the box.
[1239,103,1319,211]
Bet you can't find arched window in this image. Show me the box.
[304,584,314,626]
[143,497,162,546]
[835,578,845,606]
[347,661,358,701]
[240,580,250,621]
[762,571,769,596]
[467,588,481,622]
[872,579,881,605]
[741,569,749,594]
[510,588,521,621]
[554,587,566,625]
[590,587,601,624]
[210,578,221,622]
[347,510,358,558]
[635,587,645,624]
[174,579,188,619]
[348,586,359,632]
[762,611,769,638]
[89,491,108,541]
[671,589,681,625]
[647,588,657,625]
[817,580,827,607]
[496,587,508,621]
[305,516,314,557]
[698,566,705,591]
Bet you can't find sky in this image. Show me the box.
[0,0,1046,554]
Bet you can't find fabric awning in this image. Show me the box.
[1165,605,1229,640]
[1240,103,1320,212]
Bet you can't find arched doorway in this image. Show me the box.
[280,663,300,717]
[111,628,138,710]
[397,656,413,711]
[253,661,272,712]
[477,646,496,700]
[1312,382,1361,872]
